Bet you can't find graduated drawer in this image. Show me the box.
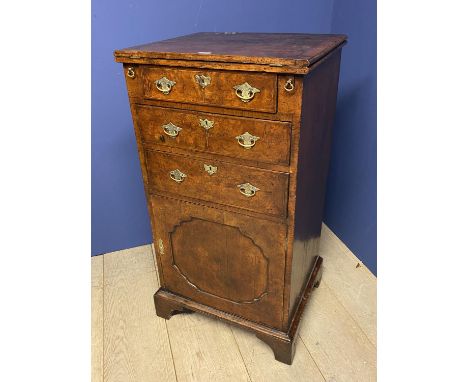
[145,150,289,217]
[141,67,277,113]
[135,105,291,166]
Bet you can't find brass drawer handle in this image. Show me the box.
[195,74,211,88]
[236,132,259,149]
[284,78,294,92]
[169,169,186,183]
[127,67,135,78]
[237,182,259,197]
[155,77,176,94]
[199,118,214,130]
[162,122,182,138]
[233,82,260,102]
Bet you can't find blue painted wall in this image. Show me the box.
[325,0,377,274]
[92,0,377,274]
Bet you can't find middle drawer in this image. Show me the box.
[135,105,292,166]
[145,150,289,217]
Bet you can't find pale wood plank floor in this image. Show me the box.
[92,224,376,382]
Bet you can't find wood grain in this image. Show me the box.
[299,282,376,382]
[115,32,347,74]
[151,247,250,382]
[141,66,277,113]
[92,255,103,287]
[320,224,377,346]
[231,326,325,382]
[134,104,292,166]
[117,33,347,364]
[288,48,342,322]
[126,73,305,125]
[102,245,154,279]
[146,150,289,217]
[92,238,376,381]
[151,195,287,329]
[91,256,103,382]
[102,247,176,382]
[166,313,251,381]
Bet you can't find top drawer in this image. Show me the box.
[141,67,277,113]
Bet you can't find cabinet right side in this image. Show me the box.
[287,48,343,323]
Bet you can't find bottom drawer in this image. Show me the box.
[151,195,287,329]
[145,150,289,217]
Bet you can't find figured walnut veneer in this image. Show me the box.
[115,32,345,364]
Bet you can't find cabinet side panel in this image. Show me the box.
[288,49,342,319]
[121,65,166,286]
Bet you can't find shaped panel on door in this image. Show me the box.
[151,195,286,329]
[171,218,268,303]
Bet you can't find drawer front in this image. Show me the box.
[141,67,277,113]
[135,105,291,165]
[146,151,289,217]
[151,195,286,329]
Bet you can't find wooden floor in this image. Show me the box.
[92,224,376,382]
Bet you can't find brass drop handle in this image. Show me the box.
[155,77,176,94]
[127,67,135,78]
[162,122,182,138]
[169,169,186,183]
[237,183,260,197]
[233,82,260,102]
[284,78,295,92]
[195,74,211,88]
[236,132,259,149]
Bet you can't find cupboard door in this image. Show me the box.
[151,195,286,329]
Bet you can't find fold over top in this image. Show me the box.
[114,32,347,71]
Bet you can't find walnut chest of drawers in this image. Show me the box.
[115,32,346,365]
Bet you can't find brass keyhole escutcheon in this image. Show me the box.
[195,74,211,89]
[199,118,214,130]
[204,164,217,175]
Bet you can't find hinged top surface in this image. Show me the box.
[114,32,347,69]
